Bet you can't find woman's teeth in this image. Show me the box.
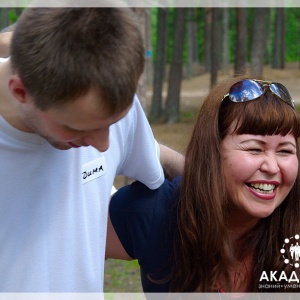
[250,183,276,194]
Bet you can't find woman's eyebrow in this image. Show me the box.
[240,139,296,148]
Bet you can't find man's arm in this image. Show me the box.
[0,31,12,57]
[159,144,185,180]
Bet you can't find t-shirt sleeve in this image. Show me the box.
[118,95,164,190]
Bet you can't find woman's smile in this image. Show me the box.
[246,180,279,200]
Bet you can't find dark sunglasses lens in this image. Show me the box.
[229,80,264,103]
[270,83,294,107]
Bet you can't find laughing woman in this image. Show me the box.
[106,76,300,293]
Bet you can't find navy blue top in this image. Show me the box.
[109,177,181,292]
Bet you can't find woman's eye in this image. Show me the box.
[247,148,262,153]
[278,149,294,155]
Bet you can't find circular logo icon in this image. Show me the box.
[281,234,300,268]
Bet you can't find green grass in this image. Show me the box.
[104,259,142,292]
[180,110,197,122]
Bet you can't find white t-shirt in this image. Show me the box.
[0,95,164,292]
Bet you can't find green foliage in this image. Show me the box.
[8,9,18,23]
[285,8,300,62]
[7,8,24,24]
[196,8,205,63]
[227,8,237,64]
[150,7,159,58]
[150,7,300,67]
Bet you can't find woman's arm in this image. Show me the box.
[106,213,133,260]
[105,179,180,292]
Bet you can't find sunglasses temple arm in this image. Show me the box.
[222,93,229,102]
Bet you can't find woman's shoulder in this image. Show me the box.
[110,176,181,213]
[109,177,181,258]
[109,177,181,292]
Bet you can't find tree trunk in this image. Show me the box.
[0,8,10,30]
[165,8,186,124]
[186,8,198,78]
[204,8,212,72]
[192,8,199,64]
[133,8,148,112]
[264,8,272,65]
[149,8,168,122]
[210,8,222,87]
[234,8,247,76]
[250,8,267,77]
[186,8,194,79]
[272,8,285,69]
[145,8,153,85]
[222,8,230,75]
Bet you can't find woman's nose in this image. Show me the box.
[259,153,280,174]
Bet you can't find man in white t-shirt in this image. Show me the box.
[0,7,183,292]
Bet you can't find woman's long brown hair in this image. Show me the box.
[170,76,300,292]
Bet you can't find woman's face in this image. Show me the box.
[221,123,298,225]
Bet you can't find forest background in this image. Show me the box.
[0,6,300,292]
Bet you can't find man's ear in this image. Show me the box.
[8,75,28,104]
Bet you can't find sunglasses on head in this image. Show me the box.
[222,79,295,109]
